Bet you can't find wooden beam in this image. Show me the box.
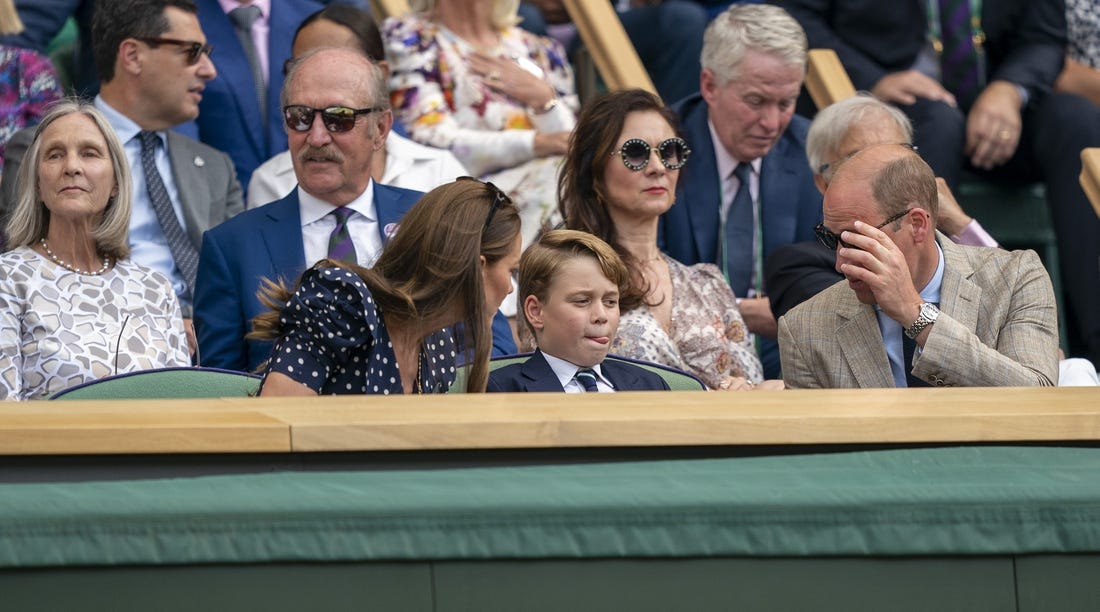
[1079,148,1100,219]
[371,0,409,20]
[562,0,656,96]
[805,48,856,109]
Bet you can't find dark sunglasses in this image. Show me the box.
[137,37,213,65]
[814,208,913,251]
[457,176,511,231]
[611,137,691,171]
[282,105,383,133]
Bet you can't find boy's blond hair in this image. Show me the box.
[518,229,630,340]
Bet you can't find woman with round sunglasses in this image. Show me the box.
[560,89,779,391]
[250,178,521,396]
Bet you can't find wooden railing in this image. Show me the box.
[2,388,1097,455]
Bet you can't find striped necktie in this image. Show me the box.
[137,131,198,294]
[574,368,600,392]
[327,207,358,265]
[938,0,982,109]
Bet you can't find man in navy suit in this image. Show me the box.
[488,230,669,393]
[195,47,420,371]
[192,0,323,194]
[660,4,822,379]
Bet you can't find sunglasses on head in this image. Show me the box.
[457,176,511,231]
[814,208,913,251]
[611,137,691,171]
[282,105,383,133]
[137,37,213,65]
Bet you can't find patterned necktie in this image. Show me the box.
[228,4,266,125]
[722,162,755,299]
[327,207,358,265]
[137,131,198,294]
[938,0,982,110]
[574,368,600,392]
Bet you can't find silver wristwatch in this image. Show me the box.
[904,302,940,339]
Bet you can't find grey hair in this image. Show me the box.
[806,93,913,180]
[5,99,132,259]
[281,47,390,136]
[409,0,519,29]
[701,3,807,86]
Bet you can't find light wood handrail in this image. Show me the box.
[1079,148,1100,219]
[371,0,410,20]
[1,388,1097,455]
[805,48,857,109]
[562,0,656,95]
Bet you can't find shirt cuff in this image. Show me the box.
[951,219,999,247]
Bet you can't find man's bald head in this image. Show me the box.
[831,144,938,222]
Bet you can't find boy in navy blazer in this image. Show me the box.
[488,230,669,393]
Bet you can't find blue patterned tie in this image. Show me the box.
[574,368,600,392]
[723,162,754,299]
[228,4,266,125]
[327,207,358,265]
[938,0,981,109]
[138,131,198,294]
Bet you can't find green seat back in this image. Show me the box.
[50,367,261,400]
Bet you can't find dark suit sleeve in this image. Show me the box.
[194,229,250,371]
[765,240,843,320]
[986,0,1067,97]
[774,0,892,90]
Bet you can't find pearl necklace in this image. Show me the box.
[40,239,111,276]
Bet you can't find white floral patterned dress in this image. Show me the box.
[611,256,764,388]
[0,247,189,400]
[383,11,578,247]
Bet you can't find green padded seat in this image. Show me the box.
[50,367,261,400]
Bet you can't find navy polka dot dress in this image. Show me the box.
[262,267,458,394]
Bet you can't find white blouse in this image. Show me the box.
[0,247,190,400]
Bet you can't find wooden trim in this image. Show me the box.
[1079,148,1100,219]
[805,48,856,109]
[562,0,656,95]
[371,0,410,20]
[1,388,1097,455]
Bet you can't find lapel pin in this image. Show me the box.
[193,156,205,167]
[384,223,399,239]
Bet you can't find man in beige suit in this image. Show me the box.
[777,144,1059,388]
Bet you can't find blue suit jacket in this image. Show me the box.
[487,351,670,392]
[194,183,420,372]
[660,93,823,379]
[193,0,324,194]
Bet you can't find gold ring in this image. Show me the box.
[998,130,1011,141]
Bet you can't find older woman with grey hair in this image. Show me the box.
[0,100,188,400]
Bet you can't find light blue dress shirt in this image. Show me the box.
[876,242,945,387]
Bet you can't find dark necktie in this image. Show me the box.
[327,207,358,265]
[138,131,198,294]
[228,4,266,125]
[938,0,982,110]
[574,368,600,392]
[723,162,755,299]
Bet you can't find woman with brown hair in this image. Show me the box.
[252,178,521,396]
[560,89,780,391]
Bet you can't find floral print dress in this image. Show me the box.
[612,256,764,388]
[383,12,578,247]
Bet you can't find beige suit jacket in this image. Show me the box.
[777,234,1059,388]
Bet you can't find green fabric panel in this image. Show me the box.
[2,446,1100,568]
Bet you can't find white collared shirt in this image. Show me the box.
[299,181,383,267]
[542,352,616,393]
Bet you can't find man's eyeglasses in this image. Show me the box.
[282,105,383,133]
[814,208,913,250]
[137,37,213,65]
[611,137,691,171]
[457,176,511,231]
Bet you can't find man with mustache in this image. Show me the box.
[658,4,823,379]
[193,47,422,372]
[1,0,243,357]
